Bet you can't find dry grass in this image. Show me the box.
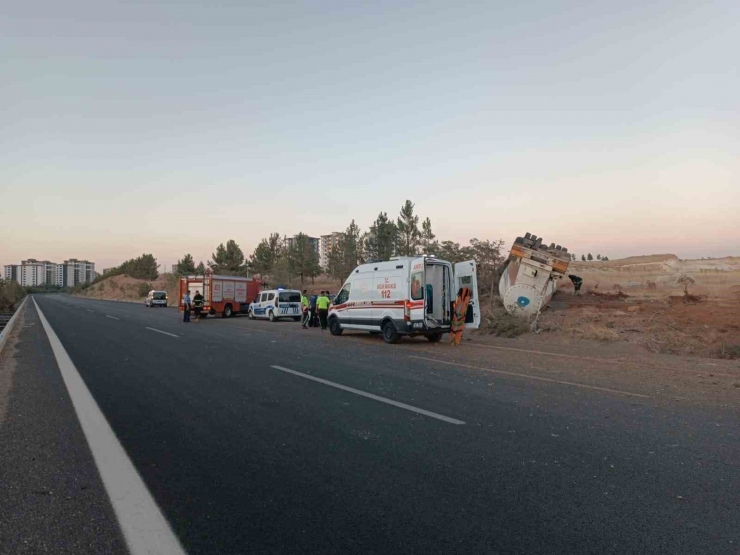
[565,323,621,341]
[480,297,530,338]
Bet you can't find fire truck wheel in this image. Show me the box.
[268,310,277,322]
[223,304,233,318]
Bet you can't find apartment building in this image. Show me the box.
[3,258,96,287]
[285,235,320,255]
[319,232,344,270]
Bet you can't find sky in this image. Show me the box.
[1,0,738,271]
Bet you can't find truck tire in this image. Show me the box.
[329,318,343,336]
[426,333,443,343]
[268,310,276,322]
[223,304,233,318]
[382,321,400,344]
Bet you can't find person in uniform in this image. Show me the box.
[193,290,204,321]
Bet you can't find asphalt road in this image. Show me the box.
[7,294,740,554]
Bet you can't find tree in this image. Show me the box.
[597,254,602,260]
[326,240,346,284]
[176,253,196,275]
[195,261,206,274]
[209,239,245,275]
[469,238,506,298]
[365,212,397,261]
[420,217,439,255]
[287,233,321,284]
[587,253,593,261]
[396,200,421,257]
[437,240,474,264]
[249,232,282,276]
[603,256,609,261]
[581,254,586,262]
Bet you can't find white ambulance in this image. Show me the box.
[327,256,480,343]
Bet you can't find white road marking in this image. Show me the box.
[106,315,120,321]
[408,355,651,399]
[270,365,465,425]
[33,299,187,555]
[146,327,179,338]
[86,309,94,313]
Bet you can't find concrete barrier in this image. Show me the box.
[0,296,29,356]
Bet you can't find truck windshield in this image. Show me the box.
[279,292,301,303]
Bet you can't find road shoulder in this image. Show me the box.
[0,300,128,554]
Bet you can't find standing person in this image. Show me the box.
[182,290,192,323]
[316,290,331,330]
[300,289,311,329]
[568,274,583,296]
[193,290,204,322]
[309,292,318,327]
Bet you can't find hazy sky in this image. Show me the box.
[2,0,738,271]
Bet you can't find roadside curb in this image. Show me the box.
[0,295,29,356]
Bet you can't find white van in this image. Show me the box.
[327,256,480,343]
[248,289,303,322]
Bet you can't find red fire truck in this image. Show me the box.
[178,270,262,318]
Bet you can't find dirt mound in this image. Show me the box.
[78,274,179,303]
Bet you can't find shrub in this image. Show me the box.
[0,279,25,312]
[138,282,151,297]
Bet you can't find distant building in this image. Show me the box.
[286,235,320,256]
[319,232,344,270]
[3,258,95,287]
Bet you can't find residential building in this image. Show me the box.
[3,258,95,287]
[319,232,344,270]
[285,235,320,255]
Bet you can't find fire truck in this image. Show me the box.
[178,270,262,318]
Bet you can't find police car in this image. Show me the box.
[248,288,303,322]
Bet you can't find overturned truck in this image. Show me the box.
[498,233,571,318]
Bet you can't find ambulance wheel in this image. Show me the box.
[223,304,233,318]
[382,321,400,344]
[426,333,443,343]
[329,318,343,336]
[268,310,276,322]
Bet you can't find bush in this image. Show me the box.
[137,283,151,297]
[0,279,26,312]
[482,297,530,338]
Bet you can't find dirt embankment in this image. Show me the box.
[77,274,180,304]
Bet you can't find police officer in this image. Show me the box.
[182,290,192,323]
[316,290,331,330]
[300,289,310,329]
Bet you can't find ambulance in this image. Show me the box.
[327,256,480,343]
[178,271,262,318]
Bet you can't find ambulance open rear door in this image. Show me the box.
[454,260,481,330]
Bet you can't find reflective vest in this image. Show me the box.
[316,296,330,309]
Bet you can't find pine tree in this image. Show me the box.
[176,254,195,275]
[581,254,586,261]
[249,232,282,276]
[396,200,420,257]
[365,212,397,261]
[587,253,593,261]
[209,240,245,274]
[420,217,439,255]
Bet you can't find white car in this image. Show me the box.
[145,290,168,307]
[248,289,303,322]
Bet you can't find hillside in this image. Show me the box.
[78,274,179,304]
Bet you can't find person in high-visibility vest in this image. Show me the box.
[316,291,331,330]
[300,289,311,329]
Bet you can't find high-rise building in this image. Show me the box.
[285,235,320,255]
[319,232,344,270]
[3,258,95,287]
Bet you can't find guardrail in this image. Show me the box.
[0,296,29,356]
